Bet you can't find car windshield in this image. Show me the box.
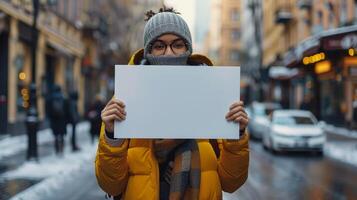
[253,104,281,116]
[273,116,315,125]
[253,105,266,116]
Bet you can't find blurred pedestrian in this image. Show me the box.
[95,7,249,200]
[66,91,80,152]
[48,85,66,156]
[86,94,105,144]
[353,100,357,128]
[300,93,313,111]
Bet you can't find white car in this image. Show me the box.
[262,110,326,154]
[247,102,282,140]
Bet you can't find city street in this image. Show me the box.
[1,123,356,200]
[230,134,357,200]
[0,123,102,200]
[2,0,357,199]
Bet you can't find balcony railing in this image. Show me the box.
[275,0,293,24]
[297,0,312,10]
[275,9,293,24]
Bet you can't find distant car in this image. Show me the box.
[262,110,325,154]
[247,102,282,140]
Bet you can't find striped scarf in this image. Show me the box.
[154,139,201,200]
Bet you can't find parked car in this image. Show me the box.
[262,110,326,154]
[247,102,282,140]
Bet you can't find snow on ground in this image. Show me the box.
[324,125,357,139]
[324,142,357,167]
[3,133,98,200]
[0,122,98,200]
[1,122,356,200]
[0,123,90,160]
[321,124,357,166]
[2,142,96,179]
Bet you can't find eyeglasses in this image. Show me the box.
[150,39,188,56]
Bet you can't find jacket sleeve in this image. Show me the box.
[217,131,249,193]
[95,123,129,196]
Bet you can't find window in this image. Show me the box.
[340,0,347,24]
[230,50,240,62]
[328,2,335,29]
[355,0,357,23]
[273,116,315,125]
[65,57,74,92]
[313,11,324,34]
[231,9,240,21]
[329,13,335,28]
[63,0,68,18]
[317,10,323,24]
[231,29,240,41]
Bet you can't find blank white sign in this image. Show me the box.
[114,65,240,139]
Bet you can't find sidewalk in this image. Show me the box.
[323,123,357,167]
[0,122,90,160]
[0,135,8,141]
[5,139,98,200]
[0,122,100,200]
[1,121,356,200]
[323,124,357,139]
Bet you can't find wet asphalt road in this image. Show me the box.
[229,133,357,200]
[0,126,94,200]
[1,131,357,200]
[0,142,53,200]
[64,133,357,200]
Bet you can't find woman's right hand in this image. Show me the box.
[101,99,126,133]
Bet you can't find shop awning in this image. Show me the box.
[284,25,357,67]
[320,25,357,50]
[320,24,357,38]
[269,66,299,80]
[284,35,320,67]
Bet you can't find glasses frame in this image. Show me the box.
[149,38,189,56]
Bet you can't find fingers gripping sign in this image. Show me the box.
[101,99,127,133]
[225,101,249,135]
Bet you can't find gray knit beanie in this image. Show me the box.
[143,12,192,58]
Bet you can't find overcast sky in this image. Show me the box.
[164,0,211,51]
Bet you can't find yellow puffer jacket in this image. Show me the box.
[95,49,250,200]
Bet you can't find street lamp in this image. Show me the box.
[248,0,263,101]
[26,0,40,161]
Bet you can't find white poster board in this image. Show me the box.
[114,65,240,139]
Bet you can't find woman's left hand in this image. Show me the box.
[225,101,249,132]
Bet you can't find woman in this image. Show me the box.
[95,7,249,200]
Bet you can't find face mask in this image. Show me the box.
[146,51,190,65]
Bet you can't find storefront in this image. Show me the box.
[343,57,357,128]
[0,13,9,134]
[1,2,84,135]
[268,66,299,109]
[284,25,357,127]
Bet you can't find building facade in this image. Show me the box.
[204,0,221,64]
[272,0,357,127]
[0,0,84,134]
[203,0,245,100]
[220,0,242,66]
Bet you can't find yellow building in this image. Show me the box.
[220,0,242,66]
[262,0,300,67]
[264,0,357,67]
[0,0,84,134]
[203,0,221,64]
[265,0,357,126]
